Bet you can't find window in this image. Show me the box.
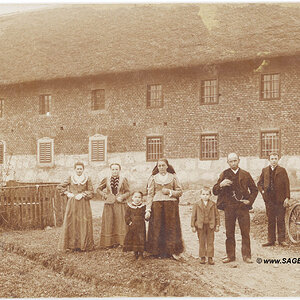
[146,136,163,161]
[37,137,54,166]
[260,73,280,100]
[0,141,5,164]
[200,134,218,160]
[200,79,218,104]
[91,89,105,110]
[0,99,3,118]
[261,131,280,158]
[89,134,107,162]
[147,84,163,108]
[39,95,51,115]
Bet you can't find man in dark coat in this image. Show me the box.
[257,152,290,247]
[213,153,258,263]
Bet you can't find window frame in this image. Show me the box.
[37,137,54,167]
[200,78,219,105]
[259,73,281,101]
[0,140,6,165]
[146,136,164,162]
[89,134,107,162]
[260,130,280,159]
[146,84,163,109]
[39,94,51,116]
[0,99,4,118]
[91,89,106,111]
[200,133,219,160]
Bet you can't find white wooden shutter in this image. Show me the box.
[39,142,52,163]
[91,140,105,161]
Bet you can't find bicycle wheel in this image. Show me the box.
[287,203,300,244]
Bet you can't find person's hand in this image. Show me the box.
[220,179,233,187]
[162,188,170,195]
[191,227,196,233]
[215,225,220,232]
[66,192,74,198]
[145,211,151,221]
[283,198,290,207]
[240,200,250,205]
[75,193,83,201]
[116,196,123,202]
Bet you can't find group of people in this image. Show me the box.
[57,158,185,260]
[57,152,290,264]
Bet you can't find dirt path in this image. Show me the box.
[91,200,300,297]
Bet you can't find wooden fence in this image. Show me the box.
[0,184,67,229]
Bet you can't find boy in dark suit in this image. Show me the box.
[191,187,220,265]
[257,152,290,247]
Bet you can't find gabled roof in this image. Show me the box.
[0,3,299,85]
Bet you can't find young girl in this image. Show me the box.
[123,191,146,260]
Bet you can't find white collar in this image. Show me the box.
[157,173,170,183]
[231,168,239,174]
[128,202,145,209]
[71,173,88,185]
[270,165,277,171]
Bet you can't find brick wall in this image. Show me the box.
[0,55,299,187]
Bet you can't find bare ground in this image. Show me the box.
[0,201,299,297]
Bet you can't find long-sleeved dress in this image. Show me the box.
[97,176,130,247]
[57,174,94,251]
[123,203,146,252]
[146,172,184,256]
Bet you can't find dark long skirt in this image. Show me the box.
[99,202,128,248]
[147,200,184,256]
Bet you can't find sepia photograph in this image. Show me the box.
[0,1,299,298]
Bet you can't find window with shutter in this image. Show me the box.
[39,95,51,115]
[0,142,4,164]
[89,134,107,162]
[91,89,105,110]
[37,138,54,166]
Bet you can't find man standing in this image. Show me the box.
[257,152,290,247]
[213,153,258,263]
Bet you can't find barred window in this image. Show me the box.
[0,99,3,118]
[146,136,163,161]
[261,131,280,158]
[200,79,218,104]
[147,84,163,108]
[260,74,280,100]
[91,89,105,110]
[200,134,218,160]
[37,137,54,166]
[0,141,4,164]
[39,95,51,115]
[89,134,107,162]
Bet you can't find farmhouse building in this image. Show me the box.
[0,4,299,189]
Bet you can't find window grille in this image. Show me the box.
[261,74,280,100]
[147,84,163,108]
[146,136,163,161]
[261,131,279,158]
[200,134,218,160]
[200,79,218,104]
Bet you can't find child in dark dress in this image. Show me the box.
[123,191,146,260]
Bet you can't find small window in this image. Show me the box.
[261,131,280,158]
[200,134,218,160]
[260,73,280,100]
[37,137,54,166]
[146,136,163,161]
[39,95,51,115]
[147,84,163,108]
[200,79,218,104]
[0,141,5,164]
[0,99,4,118]
[89,134,107,162]
[91,89,105,110]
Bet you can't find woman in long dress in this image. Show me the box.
[146,158,184,259]
[57,161,94,252]
[97,163,130,248]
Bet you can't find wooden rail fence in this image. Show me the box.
[0,184,67,229]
